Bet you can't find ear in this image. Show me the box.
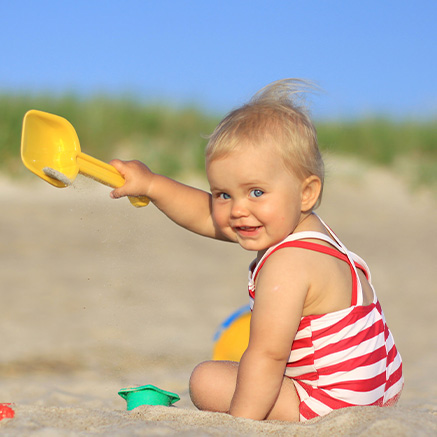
[300,175,322,212]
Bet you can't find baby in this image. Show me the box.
[110,79,403,421]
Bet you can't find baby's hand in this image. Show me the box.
[109,159,154,200]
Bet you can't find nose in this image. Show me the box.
[230,199,249,218]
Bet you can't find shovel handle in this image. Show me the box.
[77,152,150,208]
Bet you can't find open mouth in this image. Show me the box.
[235,226,262,236]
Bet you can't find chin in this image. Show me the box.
[238,240,269,252]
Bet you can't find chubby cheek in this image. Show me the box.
[258,204,283,228]
[212,205,233,236]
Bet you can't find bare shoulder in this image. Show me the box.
[254,246,315,309]
[256,243,319,287]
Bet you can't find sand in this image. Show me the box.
[1,156,436,435]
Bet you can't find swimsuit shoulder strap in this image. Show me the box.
[253,217,371,306]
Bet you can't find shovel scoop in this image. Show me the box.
[21,110,149,208]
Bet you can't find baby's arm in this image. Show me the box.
[110,159,227,240]
[229,248,309,420]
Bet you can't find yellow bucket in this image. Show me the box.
[212,305,251,361]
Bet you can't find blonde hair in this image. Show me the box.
[206,78,324,207]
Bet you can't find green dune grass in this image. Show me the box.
[1,94,436,189]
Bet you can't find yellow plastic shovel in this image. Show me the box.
[21,110,149,207]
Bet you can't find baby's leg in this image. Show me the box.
[189,360,239,414]
[189,360,300,421]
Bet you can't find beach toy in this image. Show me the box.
[118,385,180,410]
[212,305,251,361]
[0,403,14,421]
[20,109,150,208]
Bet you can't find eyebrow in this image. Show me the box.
[209,180,268,192]
[209,185,226,193]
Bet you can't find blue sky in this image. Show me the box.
[1,0,436,119]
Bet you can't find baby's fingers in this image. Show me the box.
[109,159,129,199]
[110,187,125,199]
[110,181,131,199]
[110,158,127,175]
[108,159,152,200]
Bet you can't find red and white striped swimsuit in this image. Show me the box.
[248,219,403,421]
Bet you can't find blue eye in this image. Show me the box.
[250,189,264,198]
[219,193,231,200]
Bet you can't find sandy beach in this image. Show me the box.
[1,156,436,435]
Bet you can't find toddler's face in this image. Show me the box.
[206,141,306,255]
